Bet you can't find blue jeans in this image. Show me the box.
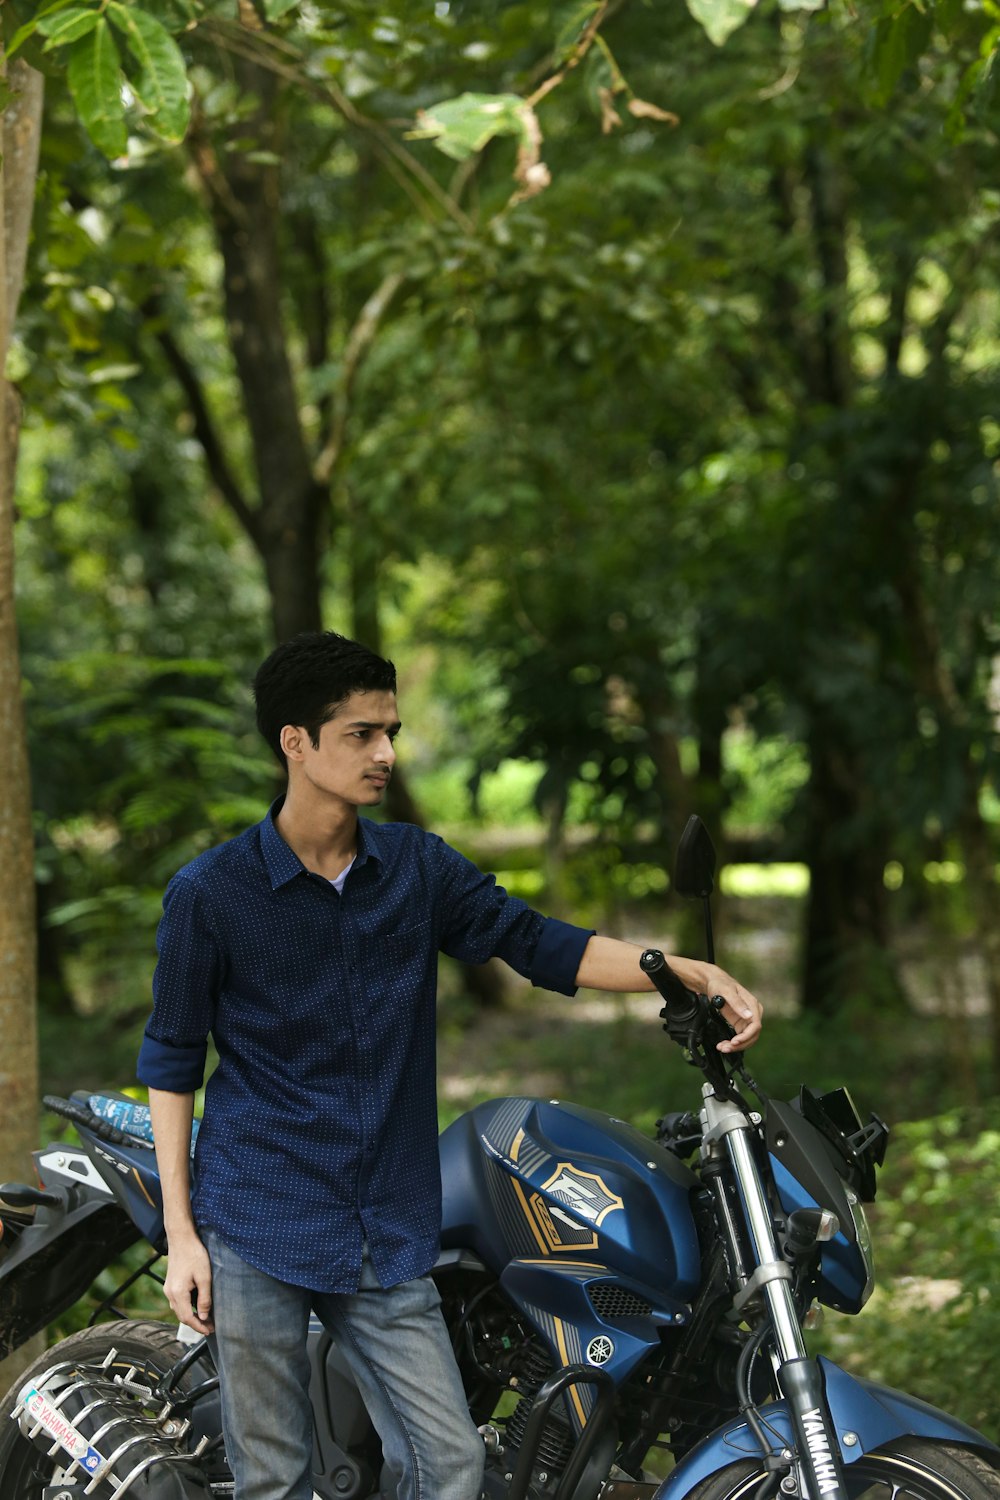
[204,1232,484,1500]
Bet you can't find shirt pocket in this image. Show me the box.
[355,917,434,987]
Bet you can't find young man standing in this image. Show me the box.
[139,632,762,1500]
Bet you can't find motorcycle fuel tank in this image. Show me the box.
[440,1096,701,1299]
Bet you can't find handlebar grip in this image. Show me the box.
[640,949,700,1023]
[42,1094,132,1148]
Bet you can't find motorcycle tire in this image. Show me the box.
[0,1319,222,1499]
[685,1439,1000,1500]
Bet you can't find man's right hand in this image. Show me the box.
[164,1229,214,1334]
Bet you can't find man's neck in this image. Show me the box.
[274,787,359,881]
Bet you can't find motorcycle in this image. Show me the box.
[1,816,998,1500]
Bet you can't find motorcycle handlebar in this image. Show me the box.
[42,1094,138,1150]
[639,949,701,1022]
[640,949,739,1094]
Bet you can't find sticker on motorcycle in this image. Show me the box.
[527,1164,625,1252]
[17,1385,106,1475]
[542,1164,624,1225]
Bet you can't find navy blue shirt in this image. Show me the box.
[137,803,594,1292]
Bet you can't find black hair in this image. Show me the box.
[253,632,397,767]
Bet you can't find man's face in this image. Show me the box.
[282,689,400,808]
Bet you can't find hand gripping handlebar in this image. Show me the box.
[639,949,702,1025]
[639,949,739,1096]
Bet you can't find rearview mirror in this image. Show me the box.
[674,815,716,900]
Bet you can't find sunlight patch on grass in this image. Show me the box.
[721,862,809,897]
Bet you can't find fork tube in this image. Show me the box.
[702,1088,806,1362]
[723,1124,807,1363]
[701,1087,849,1500]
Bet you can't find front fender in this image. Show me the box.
[652,1358,1000,1500]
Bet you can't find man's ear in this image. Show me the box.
[280,724,307,763]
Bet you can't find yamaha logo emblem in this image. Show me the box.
[587,1335,614,1366]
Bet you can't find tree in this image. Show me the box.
[0,50,45,1392]
[5,0,999,1140]
[399,0,1000,1030]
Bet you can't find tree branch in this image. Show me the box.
[145,300,261,546]
[313,269,406,487]
[804,144,853,408]
[193,19,476,234]
[525,0,612,109]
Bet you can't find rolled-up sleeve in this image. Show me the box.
[137,875,221,1093]
[527,917,594,996]
[435,839,594,994]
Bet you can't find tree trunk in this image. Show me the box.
[765,141,900,1013]
[347,490,422,826]
[889,466,1000,1081]
[800,727,904,1015]
[635,684,707,958]
[190,57,325,642]
[0,55,45,1396]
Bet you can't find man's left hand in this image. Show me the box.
[696,962,763,1053]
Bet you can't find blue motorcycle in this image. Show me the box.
[1,818,997,1500]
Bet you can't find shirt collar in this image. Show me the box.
[259,797,385,890]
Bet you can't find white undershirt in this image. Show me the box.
[328,859,355,894]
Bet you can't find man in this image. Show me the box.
[139,631,762,1500]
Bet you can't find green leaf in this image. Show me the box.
[106,1,190,143]
[970,48,1000,127]
[127,0,198,27]
[409,93,529,162]
[685,0,759,46]
[777,0,825,10]
[260,0,301,17]
[66,20,128,159]
[554,1,602,63]
[869,6,934,103]
[38,5,101,48]
[5,0,75,57]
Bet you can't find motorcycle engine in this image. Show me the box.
[480,1336,614,1500]
[14,1348,212,1498]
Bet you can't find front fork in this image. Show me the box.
[702,1086,849,1500]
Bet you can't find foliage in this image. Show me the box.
[6,0,1000,1035]
[16,409,273,1016]
[814,1104,1000,1437]
[9,0,189,153]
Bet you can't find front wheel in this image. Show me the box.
[686,1440,1000,1500]
[0,1319,227,1498]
